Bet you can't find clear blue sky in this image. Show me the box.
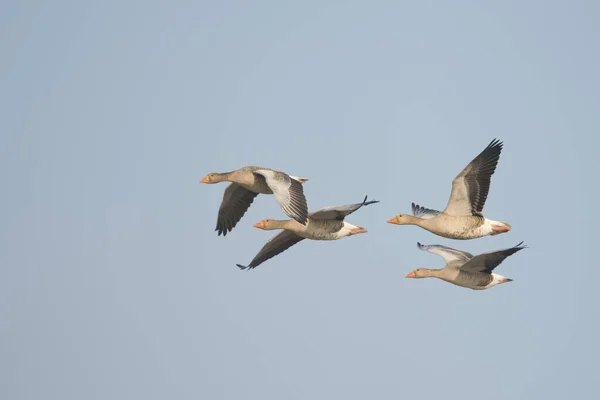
[2,1,599,399]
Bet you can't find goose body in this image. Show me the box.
[405,242,526,290]
[403,214,511,240]
[237,196,379,270]
[200,166,309,236]
[387,139,511,239]
[272,218,358,240]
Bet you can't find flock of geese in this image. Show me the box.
[201,139,526,290]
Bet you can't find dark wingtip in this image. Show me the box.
[411,202,419,213]
[295,216,309,225]
[361,195,379,207]
[236,264,250,270]
[215,224,231,237]
[487,138,504,151]
[295,214,309,225]
[514,241,527,250]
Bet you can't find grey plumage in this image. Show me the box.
[237,231,305,270]
[411,203,441,219]
[311,196,380,220]
[253,169,309,225]
[459,241,526,274]
[410,241,526,290]
[444,138,503,217]
[236,195,378,270]
[416,242,473,263]
[203,166,309,236]
[216,183,259,236]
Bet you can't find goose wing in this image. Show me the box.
[236,231,305,270]
[310,195,379,220]
[443,139,503,217]
[460,242,526,273]
[215,183,259,236]
[253,169,309,224]
[417,242,473,264]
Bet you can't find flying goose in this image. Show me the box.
[387,139,511,239]
[405,241,526,290]
[201,166,309,236]
[236,196,379,270]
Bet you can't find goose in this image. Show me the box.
[387,139,511,239]
[236,196,379,270]
[201,166,309,236]
[405,241,526,290]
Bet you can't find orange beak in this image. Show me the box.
[349,227,367,235]
[387,216,399,224]
[200,175,211,183]
[405,271,416,278]
[253,221,265,229]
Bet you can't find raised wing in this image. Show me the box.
[443,139,503,217]
[412,203,441,219]
[417,242,473,264]
[310,195,380,220]
[253,169,309,224]
[460,242,526,273]
[216,183,259,236]
[236,231,305,270]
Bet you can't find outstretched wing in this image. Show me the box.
[443,139,503,217]
[412,203,441,219]
[253,169,309,224]
[310,195,380,220]
[215,183,259,236]
[460,242,526,273]
[236,231,305,270]
[417,242,473,264]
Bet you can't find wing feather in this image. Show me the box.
[215,183,259,236]
[253,169,309,224]
[444,139,503,216]
[237,231,305,270]
[310,195,379,220]
[459,242,526,273]
[412,203,441,219]
[417,242,473,264]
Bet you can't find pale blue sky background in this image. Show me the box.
[1,1,599,399]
